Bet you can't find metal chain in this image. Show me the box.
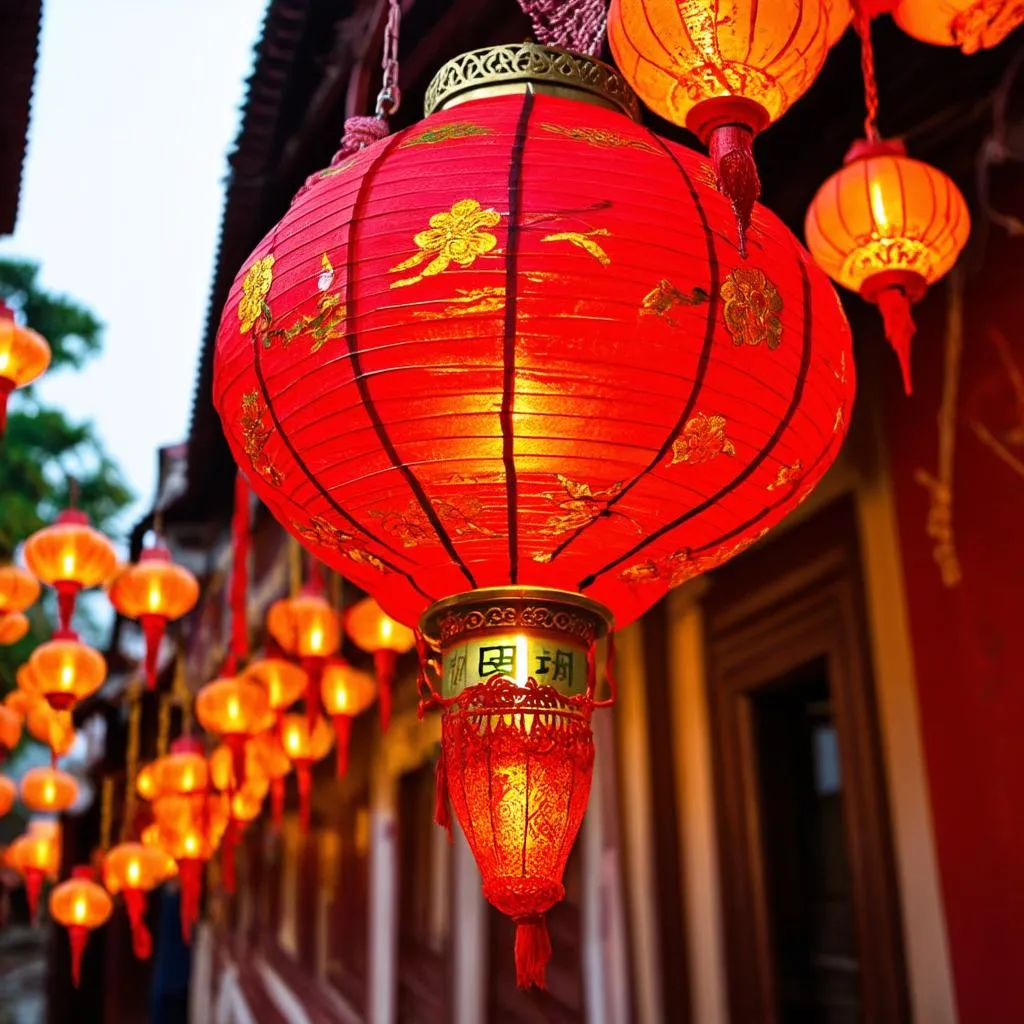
[854,0,881,141]
[375,0,402,119]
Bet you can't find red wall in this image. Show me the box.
[887,203,1024,1022]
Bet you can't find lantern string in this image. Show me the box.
[121,681,143,840]
[854,0,882,142]
[517,0,607,57]
[99,775,114,852]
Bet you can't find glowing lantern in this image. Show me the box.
[24,700,75,760]
[0,302,50,438]
[152,736,209,798]
[279,713,333,833]
[0,612,29,645]
[0,775,14,816]
[29,629,107,710]
[608,0,847,245]
[893,0,1024,52]
[250,731,292,826]
[20,765,79,813]
[805,143,969,394]
[0,564,39,614]
[136,763,159,801]
[24,509,117,630]
[195,677,271,786]
[103,842,172,959]
[242,656,308,731]
[109,545,199,689]
[219,779,267,894]
[0,705,21,761]
[345,597,414,732]
[7,824,60,920]
[208,739,268,793]
[49,866,113,987]
[319,659,375,777]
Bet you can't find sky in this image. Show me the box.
[1,0,269,538]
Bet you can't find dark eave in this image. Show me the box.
[0,0,43,236]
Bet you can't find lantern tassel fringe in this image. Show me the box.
[124,888,153,960]
[68,924,89,988]
[140,615,166,690]
[24,869,42,922]
[178,858,203,944]
[709,125,760,258]
[514,915,552,990]
[433,746,451,837]
[874,286,916,395]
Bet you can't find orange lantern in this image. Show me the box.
[0,775,15,817]
[320,659,376,777]
[24,509,117,630]
[208,739,268,793]
[893,0,1024,52]
[0,704,21,761]
[0,302,50,438]
[279,712,333,833]
[7,824,60,920]
[152,736,209,798]
[345,597,414,732]
[195,677,271,787]
[109,545,199,689]
[250,731,292,826]
[136,762,159,801]
[49,866,113,987]
[28,629,107,710]
[103,842,174,959]
[20,765,79,813]
[267,582,340,727]
[24,700,75,761]
[0,564,39,615]
[608,0,847,247]
[242,656,307,720]
[0,612,29,645]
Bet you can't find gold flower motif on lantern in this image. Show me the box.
[239,391,283,487]
[390,199,501,288]
[641,279,709,324]
[766,461,803,492]
[399,123,492,147]
[540,123,657,151]
[238,255,275,334]
[538,475,637,537]
[620,530,769,588]
[668,413,736,467]
[291,516,387,573]
[721,267,783,349]
[370,497,495,548]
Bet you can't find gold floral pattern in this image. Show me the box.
[619,529,769,589]
[539,123,657,152]
[239,391,282,487]
[371,497,495,548]
[766,461,803,491]
[541,229,610,265]
[292,516,387,573]
[721,267,783,349]
[641,279,709,324]
[412,287,506,320]
[238,255,275,335]
[399,123,492,147]
[539,475,638,536]
[668,413,736,466]
[258,253,347,352]
[390,199,501,289]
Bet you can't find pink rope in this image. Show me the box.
[518,0,607,56]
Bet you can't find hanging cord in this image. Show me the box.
[854,0,882,142]
[517,0,607,57]
[121,681,143,841]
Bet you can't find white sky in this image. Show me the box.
[1,0,269,539]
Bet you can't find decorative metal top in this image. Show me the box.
[424,43,640,121]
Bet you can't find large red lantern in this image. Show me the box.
[49,866,113,987]
[214,45,854,983]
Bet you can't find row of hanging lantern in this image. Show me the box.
[209,0,1013,989]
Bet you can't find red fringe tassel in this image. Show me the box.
[514,915,552,990]
[433,747,451,836]
[874,286,917,395]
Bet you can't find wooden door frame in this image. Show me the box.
[703,497,909,1024]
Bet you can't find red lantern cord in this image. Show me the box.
[123,888,153,960]
[24,867,43,921]
[332,714,352,779]
[178,858,203,943]
[854,0,882,143]
[140,615,166,690]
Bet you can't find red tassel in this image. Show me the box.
[708,124,760,258]
[0,378,12,441]
[68,924,90,988]
[55,581,79,632]
[297,762,312,835]
[123,888,152,960]
[178,858,203,944]
[222,823,237,895]
[24,868,42,922]
[333,714,352,778]
[139,615,166,689]
[874,286,916,395]
[375,649,397,732]
[433,748,451,837]
[226,734,247,790]
[271,776,285,828]
[304,656,323,734]
[514,915,552,990]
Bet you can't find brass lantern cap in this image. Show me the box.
[424,43,640,121]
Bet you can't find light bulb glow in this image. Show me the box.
[380,617,394,643]
[61,552,76,576]
[73,897,87,923]
[127,859,140,886]
[870,180,890,234]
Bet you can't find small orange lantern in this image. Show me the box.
[136,762,159,801]
[109,545,199,688]
[0,564,39,614]
[0,302,50,438]
[0,612,29,645]
[0,704,21,761]
[242,656,307,723]
[24,701,75,761]
[7,824,60,920]
[320,659,375,777]
[0,775,15,816]
[893,0,1024,52]
[152,737,209,798]
[279,713,333,833]
[345,597,415,732]
[24,509,117,630]
[103,842,174,959]
[195,677,271,786]
[20,765,79,813]
[29,629,107,710]
[49,866,113,986]
[250,731,292,826]
[208,739,269,793]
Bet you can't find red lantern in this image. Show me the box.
[0,302,50,437]
[319,658,376,776]
[7,823,61,921]
[195,676,271,787]
[279,713,333,833]
[49,866,113,986]
[0,564,39,615]
[103,842,173,959]
[28,629,107,711]
[109,545,199,688]
[345,597,414,732]
[20,765,79,813]
[24,509,117,630]
[892,0,1024,52]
